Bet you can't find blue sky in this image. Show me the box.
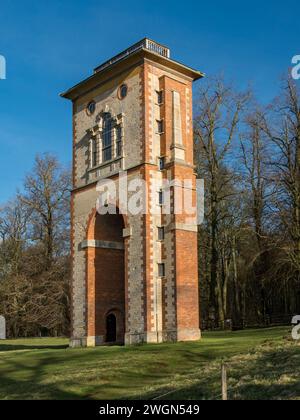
[0,0,299,203]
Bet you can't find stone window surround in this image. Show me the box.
[157,156,166,171]
[87,111,124,172]
[158,189,164,206]
[156,119,164,135]
[157,226,165,242]
[118,83,128,100]
[158,262,166,278]
[155,89,164,106]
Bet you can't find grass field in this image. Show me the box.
[0,327,299,400]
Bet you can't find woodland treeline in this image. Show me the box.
[195,75,300,329]
[0,155,71,337]
[0,74,299,337]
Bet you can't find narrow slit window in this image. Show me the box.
[158,263,166,278]
[156,90,164,105]
[158,190,164,206]
[158,227,165,241]
[159,157,165,170]
[157,120,164,134]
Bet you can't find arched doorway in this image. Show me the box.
[86,209,126,345]
[106,313,117,343]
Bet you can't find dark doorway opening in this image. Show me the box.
[106,314,117,343]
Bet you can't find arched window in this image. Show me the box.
[102,113,113,162]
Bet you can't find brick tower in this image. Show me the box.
[61,39,203,347]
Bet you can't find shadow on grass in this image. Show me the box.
[130,341,300,401]
[0,328,292,400]
[0,375,82,400]
[0,354,84,400]
[0,344,69,352]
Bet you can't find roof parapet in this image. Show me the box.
[94,38,170,74]
[61,39,204,100]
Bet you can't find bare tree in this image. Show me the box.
[259,77,300,279]
[239,110,275,321]
[20,154,71,268]
[0,198,28,276]
[0,154,71,338]
[194,77,250,325]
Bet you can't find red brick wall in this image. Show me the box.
[174,230,199,331]
[94,247,125,340]
[94,213,125,242]
[158,74,200,337]
[87,212,125,343]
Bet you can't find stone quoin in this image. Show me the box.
[0,316,6,340]
[61,38,204,347]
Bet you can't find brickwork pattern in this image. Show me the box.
[69,48,201,347]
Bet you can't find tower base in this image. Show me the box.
[70,329,201,348]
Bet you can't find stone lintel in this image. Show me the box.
[166,222,198,233]
[170,143,186,151]
[80,240,124,250]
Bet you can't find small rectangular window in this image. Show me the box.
[158,190,164,206]
[158,263,166,278]
[157,120,164,134]
[156,90,164,105]
[158,157,165,171]
[158,227,165,241]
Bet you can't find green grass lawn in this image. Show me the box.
[0,327,299,400]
